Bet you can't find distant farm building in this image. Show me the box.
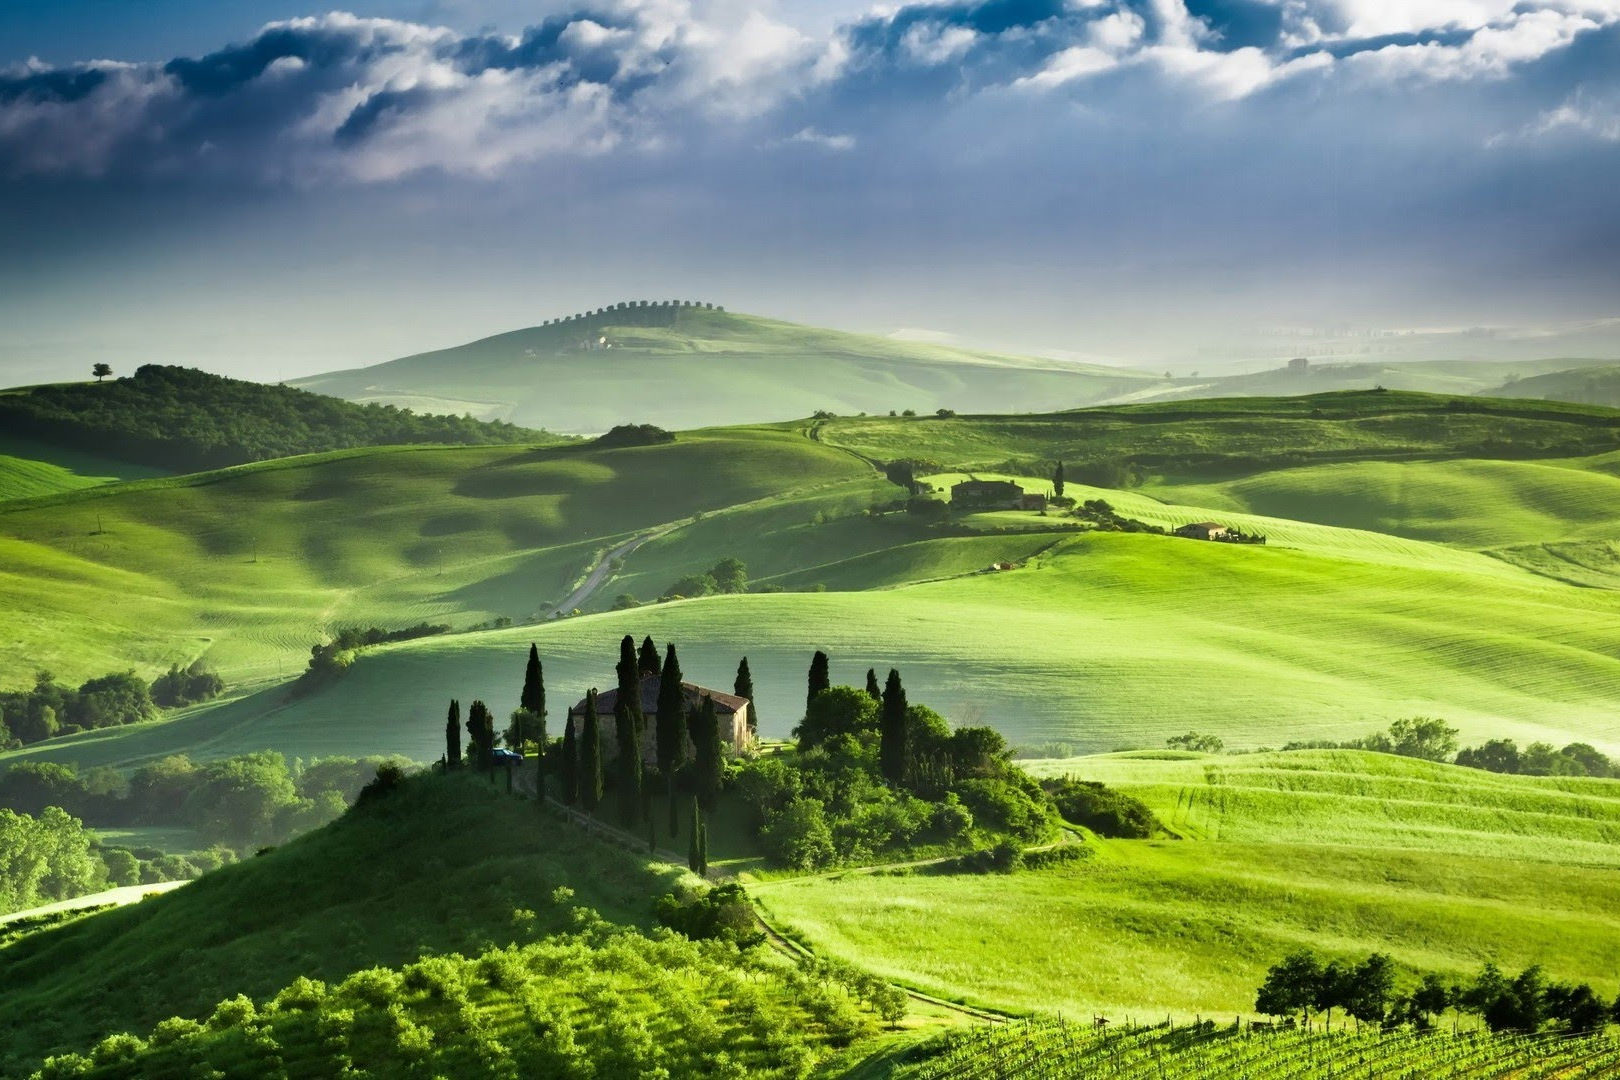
[1288,357,1310,373]
[1174,521,1230,540]
[951,479,1047,511]
[566,676,751,764]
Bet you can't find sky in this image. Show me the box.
[2,0,1619,382]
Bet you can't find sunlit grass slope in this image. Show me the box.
[18,522,1620,774]
[1025,750,1620,866]
[294,306,1158,432]
[0,435,167,501]
[756,752,1620,1019]
[0,770,684,1073]
[818,391,1620,471]
[0,430,872,686]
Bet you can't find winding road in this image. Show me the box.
[549,528,670,615]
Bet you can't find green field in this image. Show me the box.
[293,306,1161,432]
[754,752,1620,1020]
[0,435,167,501]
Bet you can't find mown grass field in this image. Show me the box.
[754,752,1620,1021]
[0,435,167,501]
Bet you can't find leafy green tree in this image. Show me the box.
[183,751,300,849]
[92,363,112,382]
[1386,717,1458,761]
[1255,950,1323,1023]
[638,636,661,677]
[690,696,724,810]
[1345,954,1395,1028]
[614,700,643,827]
[880,669,908,784]
[445,700,461,767]
[807,651,830,709]
[1456,738,1520,773]
[579,691,603,812]
[734,657,757,734]
[559,714,579,805]
[1408,973,1451,1027]
[794,686,879,750]
[710,557,747,594]
[759,797,835,870]
[864,669,881,701]
[1544,981,1609,1033]
[1052,459,1065,499]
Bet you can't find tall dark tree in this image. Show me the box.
[865,668,881,701]
[807,651,830,709]
[522,643,546,717]
[880,669,908,784]
[559,713,579,805]
[688,797,707,876]
[616,635,645,738]
[639,636,662,677]
[466,700,495,773]
[690,695,724,810]
[445,699,461,768]
[656,643,687,771]
[92,363,112,382]
[734,657,757,734]
[1053,460,1066,499]
[580,689,603,812]
[614,699,643,826]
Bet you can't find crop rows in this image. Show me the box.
[904,1017,1620,1080]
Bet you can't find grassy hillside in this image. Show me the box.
[293,305,1158,433]
[0,429,874,687]
[754,752,1620,1020]
[1490,364,1620,408]
[0,365,554,473]
[816,391,1620,472]
[0,436,167,502]
[0,770,685,1072]
[1138,357,1620,405]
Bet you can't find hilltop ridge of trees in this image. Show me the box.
[0,365,554,472]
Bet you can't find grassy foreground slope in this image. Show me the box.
[0,429,873,686]
[0,771,684,1072]
[756,752,1620,1020]
[0,435,167,501]
[294,305,1158,432]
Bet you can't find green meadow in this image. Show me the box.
[753,752,1620,1020]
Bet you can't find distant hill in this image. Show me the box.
[292,302,1160,432]
[1488,364,1620,408]
[1130,357,1620,405]
[0,365,558,473]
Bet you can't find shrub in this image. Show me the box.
[593,423,675,447]
[760,797,837,870]
[1042,777,1161,838]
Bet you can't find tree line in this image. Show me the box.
[0,663,222,747]
[0,364,547,472]
[0,751,407,850]
[1276,717,1619,779]
[1256,949,1619,1035]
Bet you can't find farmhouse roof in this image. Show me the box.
[1184,521,1225,530]
[569,673,746,717]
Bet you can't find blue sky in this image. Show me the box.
[2,0,1618,380]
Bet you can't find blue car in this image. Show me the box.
[491,748,525,765]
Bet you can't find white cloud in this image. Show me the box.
[783,126,857,150]
[1493,86,1620,144]
[1347,8,1606,81]
[900,22,980,65]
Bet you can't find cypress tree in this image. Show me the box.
[880,669,908,785]
[688,798,704,875]
[580,689,603,812]
[466,700,495,774]
[734,657,757,734]
[639,636,661,677]
[614,699,643,826]
[521,643,546,717]
[698,818,708,877]
[1053,460,1066,499]
[616,635,645,738]
[691,695,724,810]
[560,713,579,805]
[656,643,687,779]
[807,650,830,709]
[445,699,461,768]
[865,668,881,701]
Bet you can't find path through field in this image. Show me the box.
[0,880,188,926]
[550,528,670,614]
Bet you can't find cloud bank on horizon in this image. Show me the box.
[1,0,1618,376]
[2,0,1618,183]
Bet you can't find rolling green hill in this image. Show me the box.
[754,751,1620,1020]
[1489,364,1620,408]
[1138,357,1620,405]
[292,304,1160,433]
[0,435,167,502]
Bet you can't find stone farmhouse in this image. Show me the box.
[951,478,1047,511]
[566,675,752,764]
[1174,521,1230,540]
